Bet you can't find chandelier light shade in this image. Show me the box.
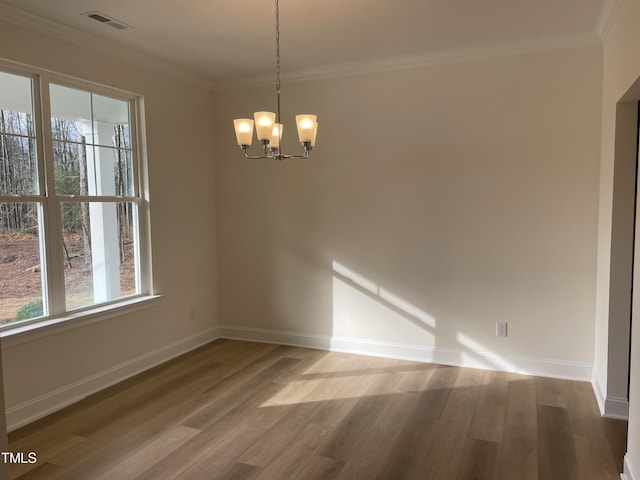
[233,0,318,161]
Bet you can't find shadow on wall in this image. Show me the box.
[332,260,436,332]
[331,260,517,373]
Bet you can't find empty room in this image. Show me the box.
[0,0,639,479]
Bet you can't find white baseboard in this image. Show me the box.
[218,325,333,350]
[593,373,606,413]
[592,372,630,420]
[603,395,630,420]
[7,324,597,432]
[6,327,219,431]
[622,454,637,480]
[217,325,593,381]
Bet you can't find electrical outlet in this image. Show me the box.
[189,307,197,321]
[496,321,508,337]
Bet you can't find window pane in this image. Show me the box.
[0,134,37,195]
[50,84,93,143]
[0,203,46,324]
[93,95,130,147]
[0,72,34,134]
[51,86,134,197]
[53,141,86,196]
[62,201,139,310]
[113,148,134,197]
[0,72,38,195]
[54,143,134,197]
[96,146,134,196]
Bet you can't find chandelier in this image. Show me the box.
[233,0,318,161]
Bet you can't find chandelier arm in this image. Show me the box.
[239,148,310,161]
[241,153,309,160]
[243,154,274,160]
[279,148,312,160]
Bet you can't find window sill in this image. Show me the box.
[0,295,162,348]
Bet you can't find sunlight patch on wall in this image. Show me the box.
[456,332,516,373]
[331,261,436,345]
[332,261,379,295]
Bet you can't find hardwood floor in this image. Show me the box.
[8,339,628,479]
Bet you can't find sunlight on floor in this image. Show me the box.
[261,357,437,407]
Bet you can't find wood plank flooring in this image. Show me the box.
[7,339,628,479]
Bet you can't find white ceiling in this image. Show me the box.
[0,0,615,88]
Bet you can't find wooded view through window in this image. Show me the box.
[0,68,145,327]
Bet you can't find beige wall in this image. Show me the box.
[0,21,218,424]
[601,0,640,477]
[0,339,7,480]
[213,46,602,372]
[0,10,627,473]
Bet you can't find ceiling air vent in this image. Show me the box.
[83,12,129,30]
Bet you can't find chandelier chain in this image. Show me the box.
[275,0,281,124]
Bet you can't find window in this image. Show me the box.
[0,65,151,330]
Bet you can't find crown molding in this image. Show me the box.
[213,32,602,90]
[0,3,215,90]
[595,0,623,41]
[0,2,605,92]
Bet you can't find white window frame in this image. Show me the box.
[0,60,158,345]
